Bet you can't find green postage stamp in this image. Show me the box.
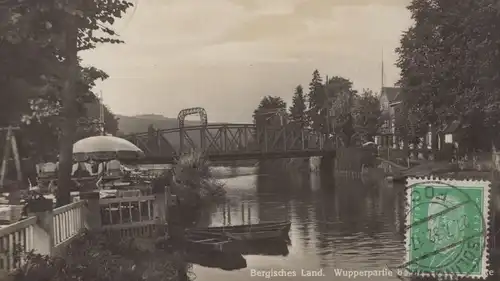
[403,177,490,279]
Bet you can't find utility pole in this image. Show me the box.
[278,108,285,126]
[324,75,330,137]
[259,108,285,126]
[57,1,80,206]
[381,48,385,90]
[99,91,105,135]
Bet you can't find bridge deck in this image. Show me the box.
[123,150,336,164]
[125,123,334,161]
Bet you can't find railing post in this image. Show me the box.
[179,128,184,153]
[152,181,167,237]
[244,126,249,152]
[283,125,287,151]
[264,127,268,152]
[27,202,54,256]
[156,129,161,155]
[223,127,228,153]
[80,191,101,231]
[200,126,206,152]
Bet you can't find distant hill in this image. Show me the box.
[116,114,202,134]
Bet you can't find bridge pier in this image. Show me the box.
[319,156,335,188]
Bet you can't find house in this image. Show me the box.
[378,86,460,161]
[377,87,427,147]
[376,87,401,147]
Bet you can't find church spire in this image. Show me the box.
[381,47,385,91]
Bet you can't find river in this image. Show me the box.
[192,170,407,280]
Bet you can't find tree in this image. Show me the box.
[306,70,325,133]
[352,89,381,142]
[8,70,117,162]
[396,0,500,153]
[327,76,357,146]
[288,85,307,127]
[253,96,287,128]
[0,0,132,205]
[252,96,287,152]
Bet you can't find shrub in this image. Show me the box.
[9,231,191,281]
[172,151,226,201]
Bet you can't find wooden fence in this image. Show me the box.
[0,185,168,276]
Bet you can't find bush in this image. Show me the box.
[174,151,210,182]
[172,152,226,201]
[9,231,190,281]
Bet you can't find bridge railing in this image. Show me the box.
[126,123,332,156]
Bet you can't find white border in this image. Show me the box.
[404,176,491,279]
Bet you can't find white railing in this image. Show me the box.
[99,195,156,229]
[53,201,85,248]
[0,188,167,275]
[0,216,37,272]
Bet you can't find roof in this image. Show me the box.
[393,89,406,103]
[442,120,461,134]
[381,87,401,102]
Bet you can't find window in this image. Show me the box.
[445,134,453,144]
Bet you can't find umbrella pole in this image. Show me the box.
[96,160,107,190]
[0,127,13,188]
[0,126,22,189]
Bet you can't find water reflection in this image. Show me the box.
[193,171,406,280]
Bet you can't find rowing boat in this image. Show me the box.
[185,232,240,253]
[188,221,291,241]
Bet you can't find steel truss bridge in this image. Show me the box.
[123,107,335,164]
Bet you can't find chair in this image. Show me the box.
[37,162,57,179]
[72,162,92,178]
[117,189,141,197]
[105,160,122,178]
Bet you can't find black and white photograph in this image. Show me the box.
[0,0,500,280]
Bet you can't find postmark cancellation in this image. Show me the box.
[403,177,491,279]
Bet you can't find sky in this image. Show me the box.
[81,0,413,123]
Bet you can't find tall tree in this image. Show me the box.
[306,70,325,133]
[0,0,132,205]
[397,0,500,152]
[288,85,307,127]
[327,76,357,146]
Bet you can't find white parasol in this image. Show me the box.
[362,141,376,147]
[73,136,145,162]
